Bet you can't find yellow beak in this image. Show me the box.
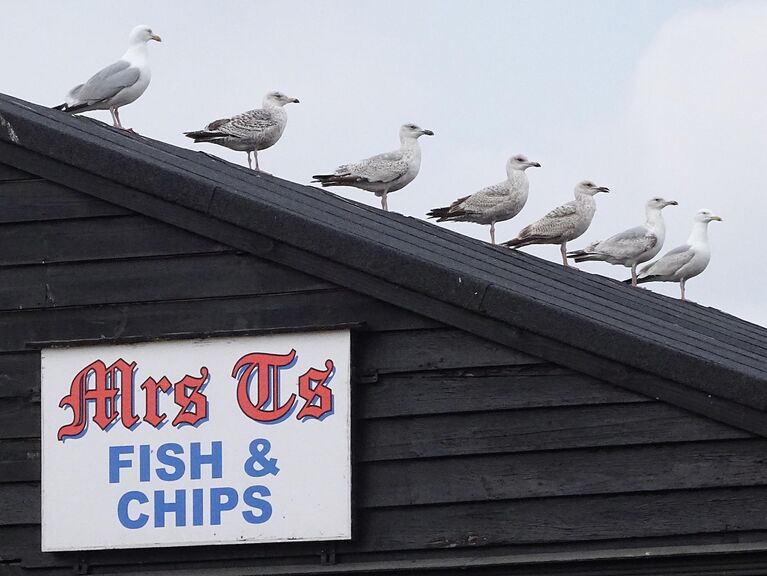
[151,34,162,42]
[711,216,723,221]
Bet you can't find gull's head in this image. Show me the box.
[264,90,298,106]
[129,25,161,44]
[575,180,610,196]
[647,197,678,210]
[695,208,723,223]
[400,123,434,140]
[264,91,300,107]
[507,154,541,171]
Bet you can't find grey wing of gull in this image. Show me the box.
[214,109,279,138]
[640,244,694,278]
[69,60,140,105]
[593,225,657,259]
[339,150,408,183]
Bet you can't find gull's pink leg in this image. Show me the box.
[631,264,638,287]
[561,243,568,266]
[247,152,253,169]
[114,108,125,130]
[680,279,686,301]
[490,222,496,244]
[112,108,135,133]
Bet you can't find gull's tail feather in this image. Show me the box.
[426,206,467,222]
[427,195,471,222]
[184,130,226,143]
[53,102,92,113]
[567,250,603,263]
[501,235,547,249]
[624,275,654,284]
[311,173,355,187]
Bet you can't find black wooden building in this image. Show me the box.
[2,93,767,575]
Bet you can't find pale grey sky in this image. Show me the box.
[3,0,766,326]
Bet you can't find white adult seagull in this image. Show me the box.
[54,25,161,130]
[501,180,610,266]
[630,208,722,301]
[184,91,299,171]
[568,197,678,285]
[427,154,541,244]
[312,123,434,211]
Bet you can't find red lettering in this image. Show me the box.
[296,360,334,420]
[116,360,139,430]
[172,368,210,427]
[140,376,172,427]
[58,359,210,440]
[57,347,340,438]
[58,359,135,440]
[232,350,297,422]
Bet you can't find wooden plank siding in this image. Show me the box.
[1,166,766,575]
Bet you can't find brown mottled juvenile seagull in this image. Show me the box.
[184,91,299,171]
[501,180,610,266]
[427,154,541,244]
[312,123,434,211]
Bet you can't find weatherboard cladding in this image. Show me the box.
[0,94,766,574]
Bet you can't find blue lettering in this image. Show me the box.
[109,445,134,483]
[192,488,204,526]
[210,487,238,525]
[190,441,222,480]
[242,485,272,524]
[117,491,148,529]
[139,444,151,482]
[154,489,186,527]
[155,443,184,481]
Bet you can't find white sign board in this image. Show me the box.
[41,330,351,551]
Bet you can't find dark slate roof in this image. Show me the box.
[1,92,766,432]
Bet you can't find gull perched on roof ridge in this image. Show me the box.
[184,91,299,171]
[311,123,434,211]
[501,180,610,266]
[568,196,678,285]
[628,208,722,301]
[426,154,541,244]
[53,25,162,131]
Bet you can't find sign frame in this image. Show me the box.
[40,329,352,551]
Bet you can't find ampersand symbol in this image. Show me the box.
[244,438,280,477]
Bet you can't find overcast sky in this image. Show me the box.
[3,0,766,327]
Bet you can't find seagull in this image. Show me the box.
[501,180,610,266]
[312,123,434,211]
[426,155,541,244]
[183,91,299,171]
[628,208,722,301]
[567,197,678,285]
[53,25,161,130]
